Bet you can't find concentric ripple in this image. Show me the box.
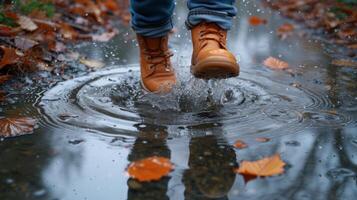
[38,65,351,137]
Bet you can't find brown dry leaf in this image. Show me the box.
[127,156,174,182]
[347,44,357,49]
[0,117,37,138]
[0,46,22,70]
[80,58,105,69]
[0,25,21,36]
[15,36,39,51]
[0,75,12,84]
[0,90,5,102]
[256,137,271,143]
[249,16,267,26]
[234,140,248,149]
[60,22,79,40]
[277,23,295,39]
[332,59,357,67]
[235,154,286,180]
[92,29,119,42]
[263,57,289,70]
[17,16,38,32]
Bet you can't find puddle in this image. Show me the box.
[1,0,357,200]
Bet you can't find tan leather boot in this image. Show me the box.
[137,34,176,93]
[191,22,239,79]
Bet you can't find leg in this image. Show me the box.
[130,0,175,37]
[130,0,177,93]
[187,0,240,79]
[186,0,237,30]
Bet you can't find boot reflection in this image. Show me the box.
[127,124,170,200]
[183,133,238,200]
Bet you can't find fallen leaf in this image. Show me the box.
[92,29,119,42]
[17,16,38,32]
[347,44,357,49]
[263,56,289,70]
[127,156,174,182]
[332,59,357,67]
[256,137,271,143]
[0,90,5,101]
[80,58,105,69]
[277,23,295,39]
[249,16,267,26]
[0,75,12,84]
[0,117,37,138]
[0,25,21,36]
[234,140,248,149]
[60,22,79,40]
[235,154,286,181]
[0,46,22,70]
[15,36,39,51]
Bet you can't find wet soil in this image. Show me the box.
[1,1,357,200]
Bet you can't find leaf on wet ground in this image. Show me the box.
[92,29,119,42]
[80,58,105,69]
[235,154,286,182]
[0,25,21,36]
[14,36,39,51]
[277,23,295,39]
[17,16,38,32]
[0,75,12,84]
[0,117,37,138]
[256,137,271,143]
[0,90,6,102]
[263,56,289,70]
[0,46,22,70]
[127,156,174,182]
[249,16,267,26]
[331,59,357,67]
[234,140,248,149]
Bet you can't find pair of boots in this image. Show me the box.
[137,22,239,93]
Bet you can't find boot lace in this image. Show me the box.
[144,50,173,77]
[199,24,227,50]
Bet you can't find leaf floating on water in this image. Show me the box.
[0,117,37,138]
[248,16,267,26]
[17,16,38,32]
[127,156,174,182]
[263,57,289,70]
[331,59,357,68]
[256,137,271,143]
[277,23,295,39]
[235,154,286,182]
[80,58,105,69]
[234,140,248,149]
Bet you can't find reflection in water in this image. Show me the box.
[183,130,237,200]
[127,125,171,200]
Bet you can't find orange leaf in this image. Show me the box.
[127,156,174,182]
[235,154,286,178]
[0,46,22,70]
[277,23,295,39]
[0,117,37,138]
[256,137,270,143]
[263,56,289,70]
[249,16,267,26]
[234,140,248,149]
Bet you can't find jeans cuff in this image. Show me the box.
[185,9,234,30]
[131,17,173,38]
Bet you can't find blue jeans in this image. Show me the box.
[130,0,237,38]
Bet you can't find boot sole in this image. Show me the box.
[191,57,240,79]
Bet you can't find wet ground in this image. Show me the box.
[1,1,357,200]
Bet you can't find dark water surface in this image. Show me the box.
[1,1,357,200]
